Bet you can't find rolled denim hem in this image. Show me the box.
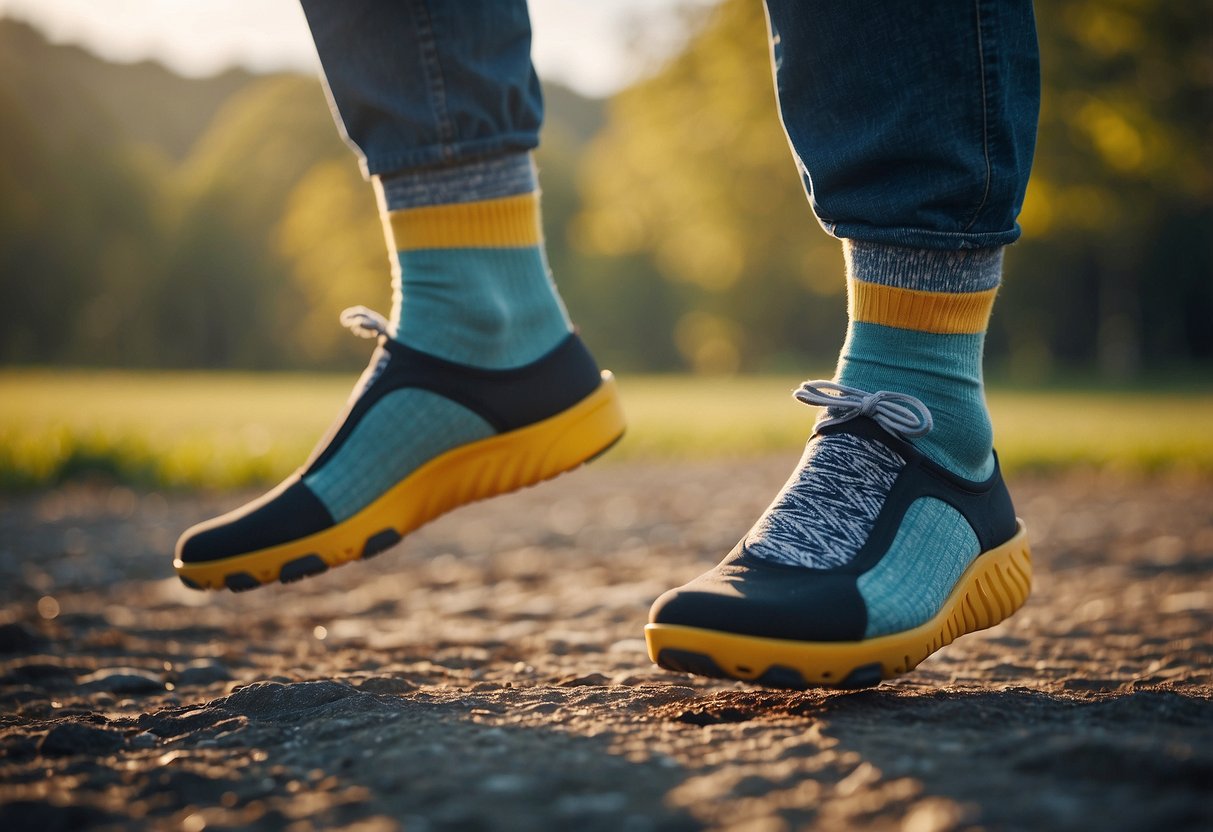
[822,221,1023,251]
[360,132,541,179]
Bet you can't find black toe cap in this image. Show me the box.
[176,476,334,564]
[649,545,868,642]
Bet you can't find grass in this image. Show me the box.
[2,369,1212,491]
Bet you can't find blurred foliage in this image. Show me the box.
[998,0,1213,379]
[576,0,845,373]
[0,3,1209,375]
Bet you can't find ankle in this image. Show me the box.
[915,423,995,481]
[837,348,993,480]
[394,281,571,367]
[376,153,574,369]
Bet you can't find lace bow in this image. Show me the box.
[794,380,933,439]
[339,306,391,339]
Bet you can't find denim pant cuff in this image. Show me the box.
[844,241,1004,294]
[361,133,541,179]
[826,222,1023,252]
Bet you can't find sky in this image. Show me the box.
[0,0,716,97]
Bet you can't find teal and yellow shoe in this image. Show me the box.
[646,382,1030,689]
[174,309,625,592]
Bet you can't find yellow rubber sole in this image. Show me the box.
[645,521,1031,688]
[176,371,626,591]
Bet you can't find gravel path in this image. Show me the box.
[1,459,1210,831]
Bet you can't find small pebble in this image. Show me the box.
[79,668,164,694]
[128,731,158,749]
[175,659,233,687]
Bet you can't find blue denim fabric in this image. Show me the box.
[763,0,1040,249]
[301,1,1038,250]
[299,0,541,176]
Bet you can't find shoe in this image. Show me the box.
[645,381,1030,689]
[174,308,626,591]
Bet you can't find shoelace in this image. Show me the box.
[340,306,391,339]
[794,380,933,440]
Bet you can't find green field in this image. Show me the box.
[2,370,1212,491]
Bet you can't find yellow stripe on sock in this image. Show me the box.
[388,192,541,251]
[849,279,997,334]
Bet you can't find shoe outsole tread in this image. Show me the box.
[645,523,1031,689]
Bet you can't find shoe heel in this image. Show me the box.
[535,371,627,473]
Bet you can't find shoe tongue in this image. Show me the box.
[813,406,857,436]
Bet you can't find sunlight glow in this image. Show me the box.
[0,0,716,96]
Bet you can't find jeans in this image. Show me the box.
[300,1,1039,250]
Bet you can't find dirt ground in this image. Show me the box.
[0,457,1210,831]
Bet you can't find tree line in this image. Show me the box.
[0,1,1208,377]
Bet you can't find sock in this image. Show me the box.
[303,152,572,523]
[837,242,1000,480]
[745,242,1001,583]
[380,152,573,369]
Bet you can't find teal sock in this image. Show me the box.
[837,243,1003,480]
[381,152,572,369]
[304,153,573,522]
[837,325,993,480]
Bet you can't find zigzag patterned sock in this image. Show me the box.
[747,243,1001,571]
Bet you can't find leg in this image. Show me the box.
[648,1,1039,687]
[174,1,625,591]
[302,0,543,175]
